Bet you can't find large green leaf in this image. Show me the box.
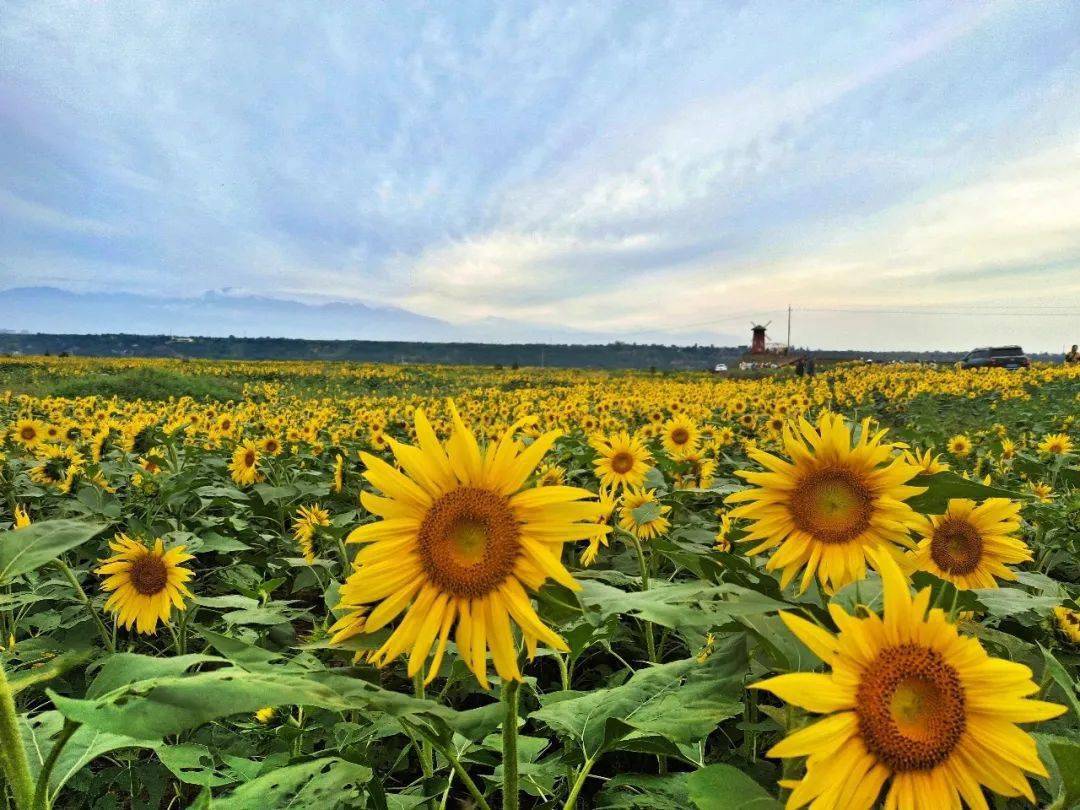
[0,520,107,583]
[21,711,158,802]
[51,668,493,741]
[907,472,1024,514]
[578,580,786,632]
[87,653,222,698]
[532,658,742,757]
[211,756,372,809]
[686,764,781,810]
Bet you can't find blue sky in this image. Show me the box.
[2,2,1079,350]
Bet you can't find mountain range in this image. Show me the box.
[0,287,741,345]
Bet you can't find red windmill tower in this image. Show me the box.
[750,322,770,355]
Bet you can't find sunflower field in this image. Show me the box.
[0,355,1077,810]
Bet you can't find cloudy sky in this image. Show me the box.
[2,2,1079,350]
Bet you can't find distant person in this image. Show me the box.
[795,357,805,377]
[806,355,816,377]
[1067,344,1080,365]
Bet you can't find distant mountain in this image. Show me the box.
[0,286,744,345]
[0,286,460,341]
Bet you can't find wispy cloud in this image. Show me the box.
[1,1,1078,349]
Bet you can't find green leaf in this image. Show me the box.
[973,587,1060,618]
[252,484,300,505]
[8,650,93,695]
[596,772,691,809]
[0,520,107,583]
[686,764,781,810]
[532,658,741,757]
[631,501,663,524]
[87,653,222,698]
[21,711,157,801]
[907,472,1024,514]
[578,580,786,632]
[1039,645,1080,719]
[51,668,493,741]
[156,744,237,787]
[211,756,371,809]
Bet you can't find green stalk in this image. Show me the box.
[562,755,596,810]
[628,535,656,663]
[412,670,434,805]
[53,561,114,653]
[501,679,521,810]
[32,719,79,810]
[0,661,33,809]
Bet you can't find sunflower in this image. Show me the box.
[12,505,30,530]
[999,438,1017,460]
[590,431,652,490]
[332,453,345,493]
[96,535,195,634]
[903,447,948,475]
[535,463,566,487]
[29,444,85,493]
[229,442,261,486]
[580,489,617,567]
[254,707,276,724]
[1037,432,1073,456]
[260,435,282,455]
[618,487,671,540]
[752,551,1065,810]
[947,434,972,458]
[908,499,1031,590]
[661,414,699,458]
[1052,606,1080,643]
[293,503,331,563]
[12,419,43,449]
[337,402,609,687]
[1028,481,1053,502]
[726,412,924,594]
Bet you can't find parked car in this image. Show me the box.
[960,346,1030,370]
[713,363,728,373]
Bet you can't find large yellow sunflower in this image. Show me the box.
[618,487,671,540]
[726,412,924,594]
[12,418,43,449]
[752,551,1065,810]
[96,535,195,634]
[908,498,1031,590]
[336,402,609,687]
[29,444,85,494]
[590,431,652,490]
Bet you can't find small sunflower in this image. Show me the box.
[260,436,283,456]
[902,447,948,475]
[12,419,44,449]
[337,402,609,687]
[1037,432,1073,456]
[727,412,924,594]
[96,535,195,634]
[753,551,1065,810]
[581,489,618,566]
[947,434,972,458]
[229,442,261,486]
[618,487,671,540]
[12,505,30,530]
[29,444,85,493]
[1052,605,1080,643]
[535,463,566,487]
[293,503,331,563]
[332,453,345,493]
[661,414,699,458]
[908,499,1031,589]
[590,431,652,490]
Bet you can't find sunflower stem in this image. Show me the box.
[412,670,434,802]
[52,560,114,653]
[562,755,596,810]
[32,719,79,810]
[501,678,521,810]
[335,537,352,573]
[0,660,33,810]
[628,536,657,663]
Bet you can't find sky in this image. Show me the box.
[2,1,1079,351]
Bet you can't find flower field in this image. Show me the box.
[0,355,1077,809]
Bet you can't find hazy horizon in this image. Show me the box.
[3,3,1080,351]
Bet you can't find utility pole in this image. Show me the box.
[786,305,792,351]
